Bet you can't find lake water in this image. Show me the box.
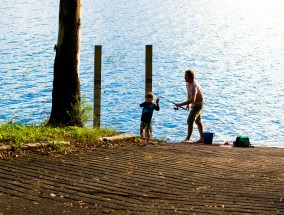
[1,0,284,147]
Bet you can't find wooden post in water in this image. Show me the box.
[145,45,152,95]
[94,45,102,128]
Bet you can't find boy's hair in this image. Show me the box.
[185,69,195,79]
[145,92,154,99]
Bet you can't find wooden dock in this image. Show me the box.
[0,143,283,214]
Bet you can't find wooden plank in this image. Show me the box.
[145,45,152,95]
[94,45,102,128]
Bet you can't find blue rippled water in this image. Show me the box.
[1,0,284,147]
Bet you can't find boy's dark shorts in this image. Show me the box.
[140,121,152,131]
[187,105,203,125]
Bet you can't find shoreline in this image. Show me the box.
[1,133,284,158]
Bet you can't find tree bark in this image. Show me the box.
[49,0,83,126]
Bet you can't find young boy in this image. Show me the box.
[140,92,160,140]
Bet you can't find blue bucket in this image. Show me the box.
[202,132,215,144]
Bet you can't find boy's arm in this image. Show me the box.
[154,97,160,111]
[140,102,146,107]
[154,103,160,111]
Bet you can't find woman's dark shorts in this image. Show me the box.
[187,105,203,125]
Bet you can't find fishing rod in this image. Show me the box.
[158,95,187,111]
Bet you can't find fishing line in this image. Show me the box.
[121,81,187,111]
[99,73,186,111]
[158,95,187,111]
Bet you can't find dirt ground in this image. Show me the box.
[0,142,283,214]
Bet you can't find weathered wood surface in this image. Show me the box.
[0,141,70,151]
[0,143,283,214]
[99,133,136,143]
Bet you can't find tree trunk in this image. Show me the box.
[49,0,83,127]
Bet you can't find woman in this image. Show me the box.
[175,69,205,143]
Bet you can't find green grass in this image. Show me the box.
[0,122,119,151]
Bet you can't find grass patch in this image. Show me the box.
[0,122,119,151]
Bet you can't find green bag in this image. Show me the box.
[233,136,251,147]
